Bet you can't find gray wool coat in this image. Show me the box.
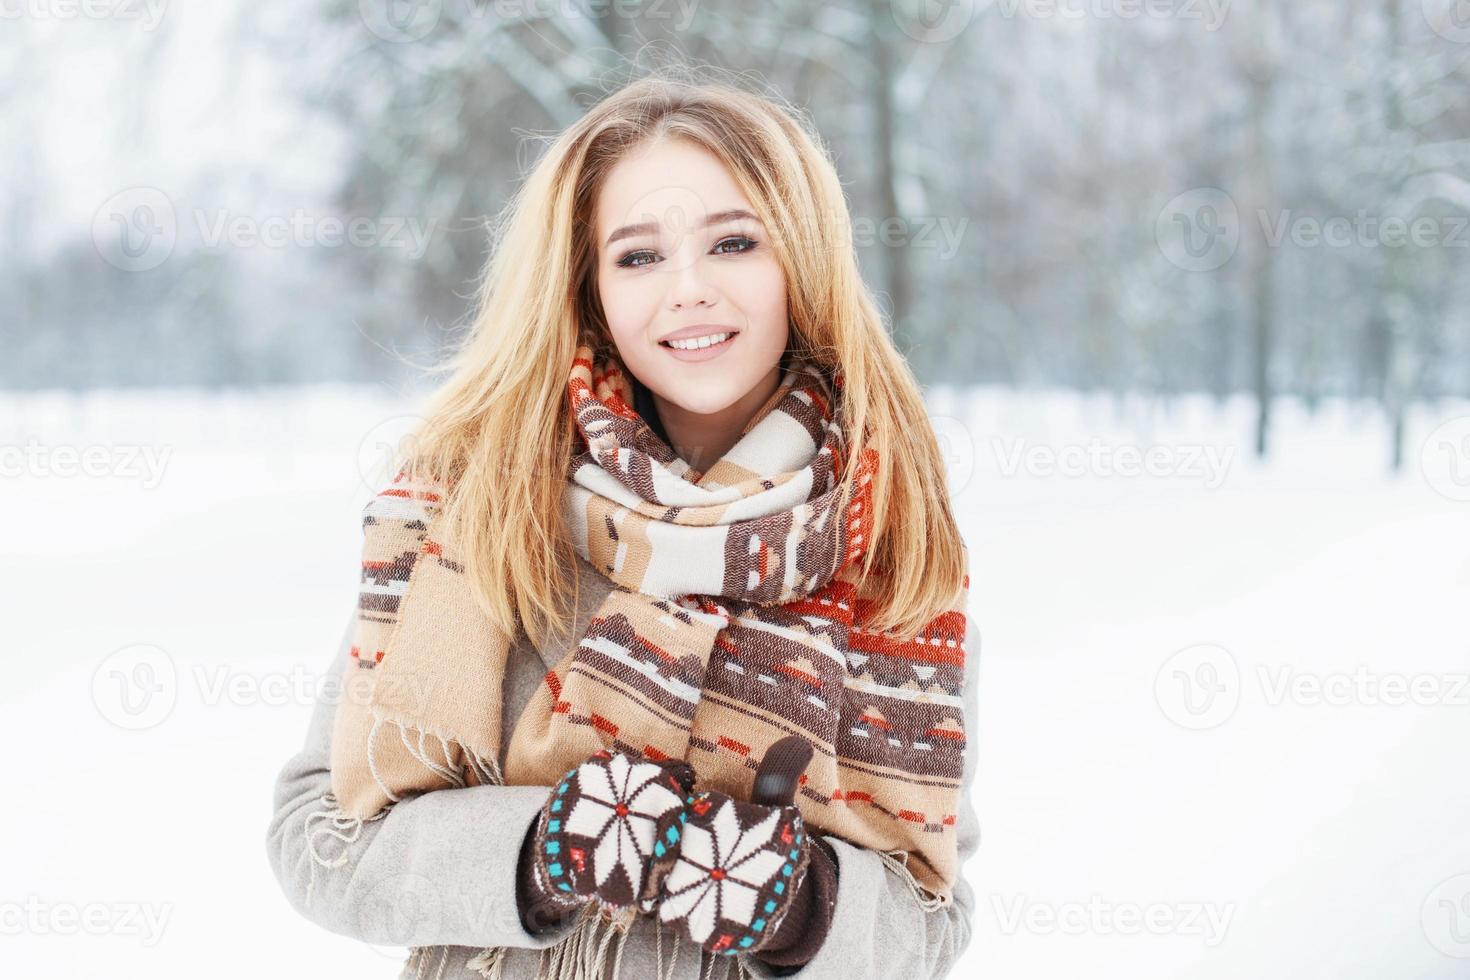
[264,554,981,979]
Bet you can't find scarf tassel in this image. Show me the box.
[464,906,784,980]
[467,903,637,980]
[300,791,391,910]
[367,715,506,802]
[875,847,951,913]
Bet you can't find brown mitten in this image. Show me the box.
[521,747,696,921]
[654,735,817,956]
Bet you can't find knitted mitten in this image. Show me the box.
[654,788,812,955]
[520,747,696,923]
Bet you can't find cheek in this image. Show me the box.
[597,272,650,337]
[737,259,788,336]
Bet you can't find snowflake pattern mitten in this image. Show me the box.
[655,788,811,956]
[525,748,697,913]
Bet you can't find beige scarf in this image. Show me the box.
[319,342,970,967]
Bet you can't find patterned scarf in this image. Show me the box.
[326,341,971,908]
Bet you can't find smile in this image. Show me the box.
[658,330,739,362]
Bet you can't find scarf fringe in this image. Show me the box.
[300,791,392,909]
[367,714,506,804]
[876,848,950,912]
[467,903,637,980]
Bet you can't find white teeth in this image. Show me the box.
[665,332,733,350]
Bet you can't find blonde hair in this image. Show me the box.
[399,66,968,650]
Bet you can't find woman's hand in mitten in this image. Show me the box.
[655,736,830,957]
[519,747,696,927]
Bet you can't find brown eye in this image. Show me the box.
[712,236,757,255]
[616,249,658,269]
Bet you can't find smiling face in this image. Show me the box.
[593,137,789,418]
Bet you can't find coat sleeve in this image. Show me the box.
[743,615,982,980]
[262,604,579,951]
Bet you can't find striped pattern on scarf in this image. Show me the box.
[327,341,971,903]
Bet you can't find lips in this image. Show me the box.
[658,330,739,363]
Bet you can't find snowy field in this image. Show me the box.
[3,383,1468,979]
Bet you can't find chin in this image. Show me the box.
[656,384,742,416]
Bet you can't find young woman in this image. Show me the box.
[265,70,979,980]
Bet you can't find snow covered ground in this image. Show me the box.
[3,383,1468,979]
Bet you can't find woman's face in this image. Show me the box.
[593,137,789,416]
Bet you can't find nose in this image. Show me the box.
[667,254,718,312]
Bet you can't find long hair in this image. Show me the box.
[399,66,968,651]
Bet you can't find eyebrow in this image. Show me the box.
[603,208,761,248]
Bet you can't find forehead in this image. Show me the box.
[595,137,754,245]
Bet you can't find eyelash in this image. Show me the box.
[615,235,760,269]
